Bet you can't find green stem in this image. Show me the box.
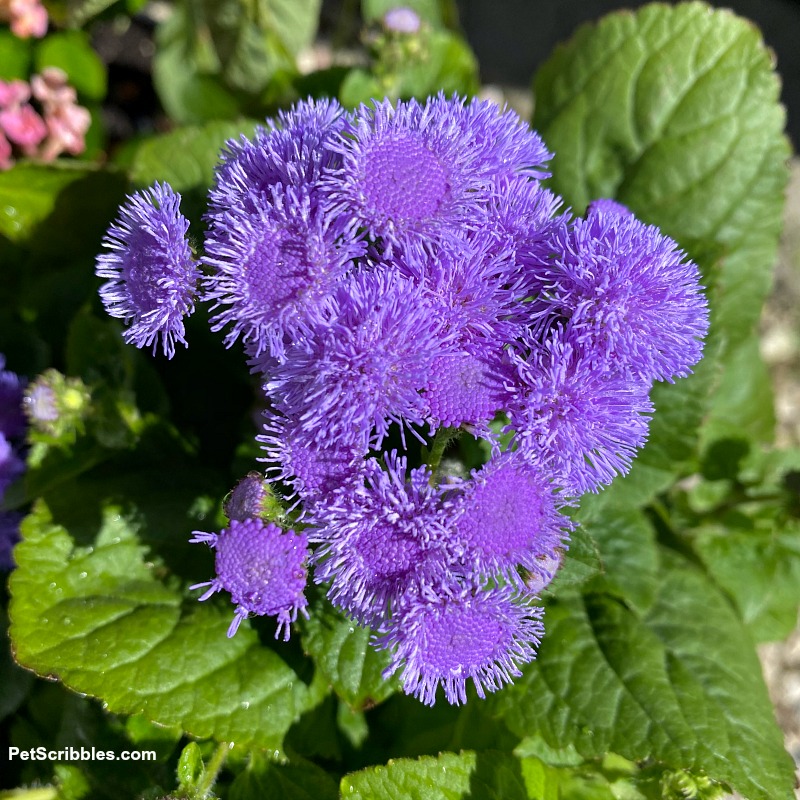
[195,742,229,800]
[426,426,461,480]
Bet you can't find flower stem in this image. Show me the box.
[196,741,229,799]
[426,426,461,480]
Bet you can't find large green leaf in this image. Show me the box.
[8,502,312,752]
[493,557,795,800]
[533,2,789,443]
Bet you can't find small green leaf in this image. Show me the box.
[0,30,32,80]
[0,164,91,243]
[301,600,396,710]
[8,502,312,751]
[128,120,260,193]
[341,751,529,800]
[229,754,338,800]
[35,32,107,101]
[176,741,205,793]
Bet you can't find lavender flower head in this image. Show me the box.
[0,511,23,572]
[0,354,26,441]
[309,453,454,626]
[190,518,309,639]
[202,184,364,359]
[96,182,200,358]
[322,95,550,252]
[377,581,545,705]
[266,269,453,448]
[449,452,571,588]
[527,202,709,383]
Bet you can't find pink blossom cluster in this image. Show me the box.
[0,0,47,38]
[0,68,91,170]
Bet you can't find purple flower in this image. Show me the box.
[377,581,544,705]
[265,269,453,447]
[525,206,709,383]
[505,328,653,494]
[322,95,546,251]
[383,6,421,33]
[0,355,26,441]
[96,183,200,358]
[0,511,22,571]
[309,453,453,626]
[397,234,524,348]
[209,98,350,214]
[424,347,509,431]
[203,184,364,358]
[259,411,365,511]
[190,518,309,639]
[224,472,270,521]
[448,452,570,588]
[0,432,25,498]
[586,197,633,219]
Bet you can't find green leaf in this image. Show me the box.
[693,520,800,643]
[8,501,312,752]
[579,506,659,612]
[533,2,789,444]
[35,31,107,101]
[341,751,529,800]
[128,120,260,193]
[493,558,795,800]
[229,754,338,800]
[263,0,321,56]
[300,600,396,710]
[341,750,624,800]
[0,164,92,243]
[153,4,241,125]
[152,0,319,123]
[0,30,32,80]
[548,521,601,591]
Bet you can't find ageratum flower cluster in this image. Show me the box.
[96,95,709,705]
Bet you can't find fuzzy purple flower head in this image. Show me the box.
[92,93,711,707]
[377,581,545,705]
[96,182,200,358]
[191,518,309,639]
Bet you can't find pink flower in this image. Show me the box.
[41,102,91,158]
[0,79,30,108]
[8,0,47,38]
[31,68,76,108]
[0,103,47,152]
[0,132,13,170]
